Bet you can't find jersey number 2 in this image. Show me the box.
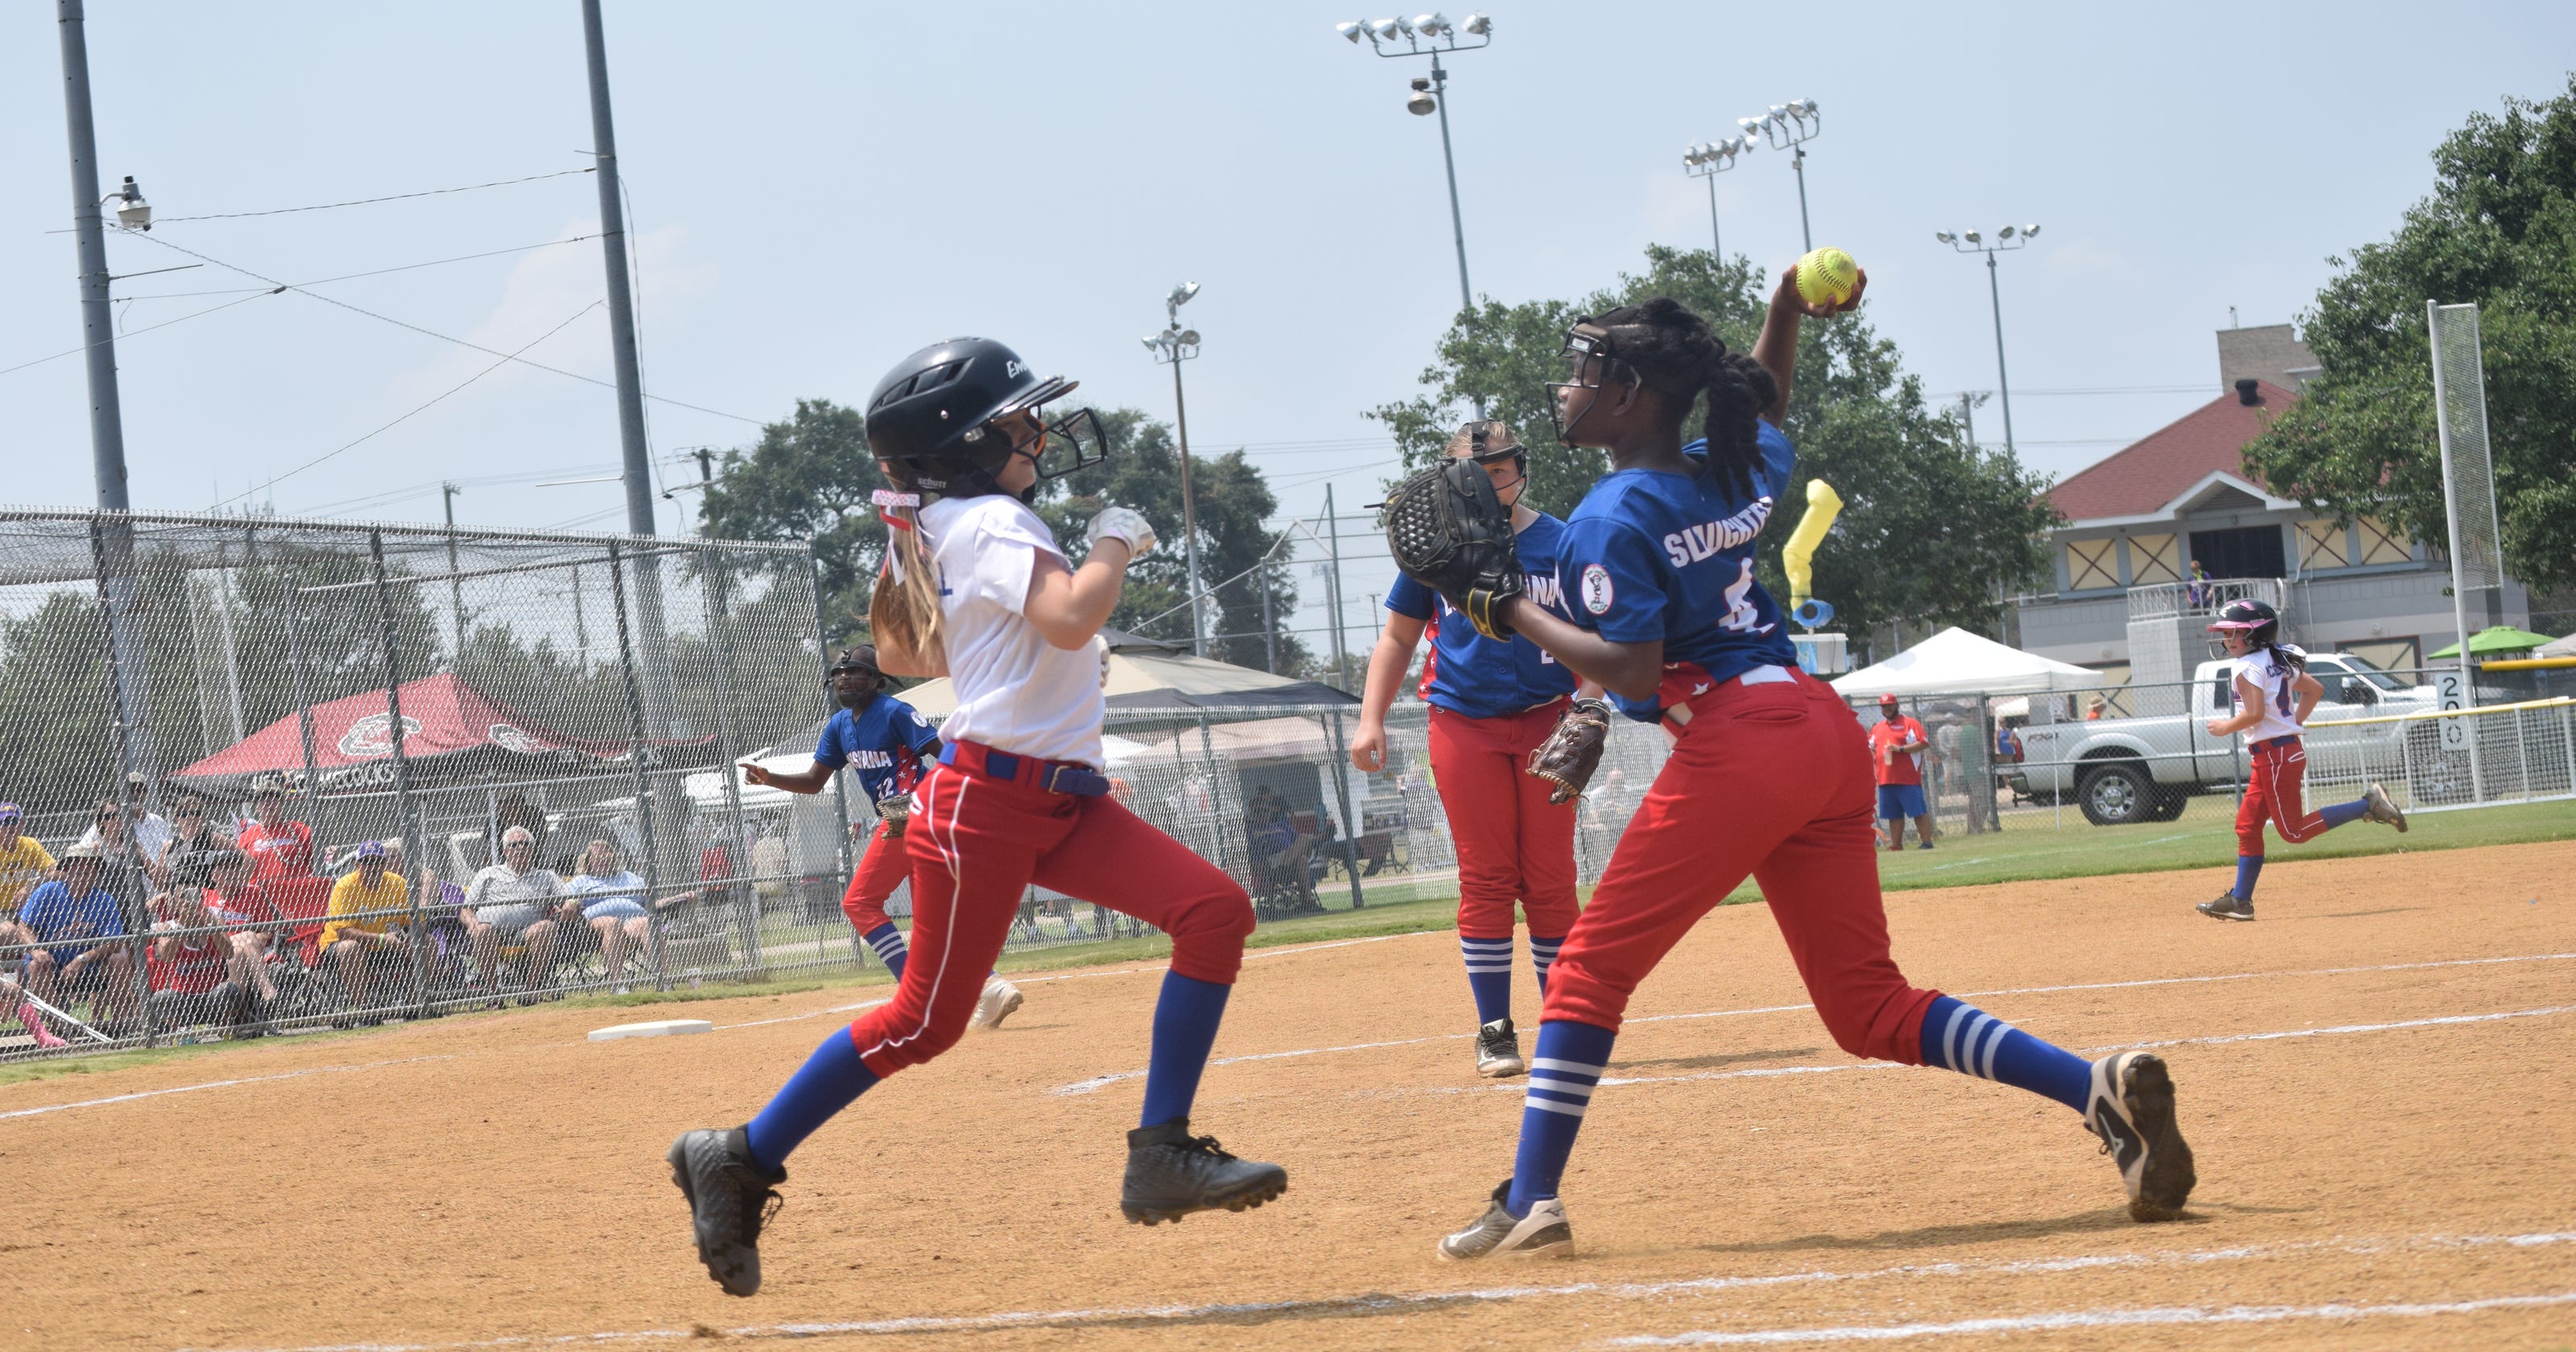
[1717,559,1761,633]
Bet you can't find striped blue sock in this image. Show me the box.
[1460,934,1513,1024]
[2234,855,2264,901]
[745,1026,880,1171]
[861,921,908,982]
[1529,934,1565,996]
[1139,972,1231,1127]
[1506,1020,1616,1218]
[1918,996,2089,1113]
[2319,798,2368,829]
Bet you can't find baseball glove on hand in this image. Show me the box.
[1380,458,1522,640]
[876,790,914,839]
[1526,698,1613,804]
[1084,506,1158,559]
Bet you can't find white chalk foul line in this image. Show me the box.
[1049,950,2576,1096]
[1605,1292,2576,1346]
[181,1229,2576,1351]
[0,1054,460,1123]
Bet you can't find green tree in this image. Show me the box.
[1369,245,2058,640]
[697,399,885,644]
[2243,76,2576,595]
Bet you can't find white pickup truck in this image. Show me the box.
[2009,653,2436,826]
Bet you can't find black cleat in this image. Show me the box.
[2084,1053,2196,1222]
[668,1127,786,1296]
[2197,892,2255,921]
[1120,1119,1287,1225]
[1476,1016,1528,1078]
[1438,1178,1573,1259]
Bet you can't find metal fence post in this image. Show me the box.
[698,542,763,979]
[87,517,155,1048]
[367,532,430,1016]
[276,542,331,851]
[604,542,670,992]
[809,552,861,965]
[1322,709,1364,909]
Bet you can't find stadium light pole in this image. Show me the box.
[1143,283,1208,656]
[1938,225,2041,459]
[1744,98,1822,251]
[1336,12,1492,418]
[1681,134,1757,258]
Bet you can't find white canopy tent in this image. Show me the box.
[1830,626,2103,699]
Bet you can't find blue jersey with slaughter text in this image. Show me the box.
[1386,511,1579,719]
[1554,422,1802,722]
[813,691,941,802]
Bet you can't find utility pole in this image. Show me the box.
[1259,559,1277,674]
[58,0,155,780]
[1984,251,2015,456]
[580,0,679,732]
[1325,485,1351,692]
[441,483,466,660]
[1170,356,1205,656]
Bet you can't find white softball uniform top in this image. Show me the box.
[2230,643,2311,744]
[920,493,1107,770]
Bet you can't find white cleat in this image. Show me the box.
[1439,1179,1572,1259]
[971,974,1024,1030]
[2083,1052,2196,1222]
[2363,782,2408,832]
[1475,1017,1528,1078]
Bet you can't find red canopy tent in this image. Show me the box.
[169,673,703,798]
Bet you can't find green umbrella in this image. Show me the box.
[2427,625,2559,659]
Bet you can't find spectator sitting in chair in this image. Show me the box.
[1245,786,1320,883]
[147,883,256,1036]
[322,841,411,1012]
[237,778,315,884]
[85,798,155,920]
[200,848,285,1009]
[461,826,568,1001]
[0,802,57,956]
[19,844,138,1033]
[82,772,173,884]
[566,839,687,993]
[156,794,229,890]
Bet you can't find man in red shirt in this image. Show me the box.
[236,777,314,884]
[1867,693,1934,851]
[147,884,254,1034]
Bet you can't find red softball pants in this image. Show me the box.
[1542,667,1939,1065]
[840,822,911,932]
[847,750,1255,1080]
[1427,701,1581,940]
[2236,736,2329,856]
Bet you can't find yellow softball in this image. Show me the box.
[1794,246,1860,307]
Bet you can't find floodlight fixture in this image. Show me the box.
[1935,231,1957,244]
[1463,10,1490,33]
[1937,219,2047,458]
[1177,328,1201,347]
[1336,19,1366,40]
[1407,78,1437,114]
[107,175,150,231]
[1414,12,1450,36]
[2023,223,2041,237]
[1997,225,2017,240]
[1168,280,1200,309]
[1368,16,1406,39]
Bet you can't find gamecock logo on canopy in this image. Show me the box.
[337,712,424,759]
[488,723,555,755]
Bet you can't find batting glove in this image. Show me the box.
[1085,506,1158,559]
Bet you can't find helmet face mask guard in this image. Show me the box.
[827,645,886,709]
[1455,418,1530,499]
[1545,320,1659,447]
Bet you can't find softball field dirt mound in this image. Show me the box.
[3,839,2572,1351]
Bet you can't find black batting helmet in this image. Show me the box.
[828,645,885,708]
[863,337,1105,497]
[2207,597,2280,648]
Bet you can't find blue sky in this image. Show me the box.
[5,3,2570,650]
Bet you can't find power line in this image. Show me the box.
[0,286,279,378]
[124,229,762,424]
[215,301,603,509]
[149,167,596,224]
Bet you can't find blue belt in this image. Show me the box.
[2252,735,2301,752]
[939,740,1112,797]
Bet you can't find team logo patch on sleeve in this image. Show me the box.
[1580,564,1615,615]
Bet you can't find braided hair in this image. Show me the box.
[1585,297,1777,499]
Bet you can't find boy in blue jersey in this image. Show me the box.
[1353,421,1603,1078]
[741,645,1023,1029]
[1430,271,2195,1260]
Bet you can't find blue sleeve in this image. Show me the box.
[811,711,850,770]
[886,698,940,756]
[1558,517,1669,644]
[1385,571,1435,620]
[1756,422,1796,500]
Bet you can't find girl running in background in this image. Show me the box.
[2195,598,2406,921]
[741,644,1024,1026]
[1431,268,2198,1260]
[1351,419,1598,1079]
[671,337,1284,1297]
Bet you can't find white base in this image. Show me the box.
[588,1017,715,1042]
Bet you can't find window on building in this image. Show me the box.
[2066,537,2119,591]
[2356,517,2414,566]
[2188,525,2288,579]
[2128,533,2181,585]
[2297,519,2351,571]
[2085,662,2134,717]
[2338,638,2421,682]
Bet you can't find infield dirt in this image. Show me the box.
[4,839,2572,1351]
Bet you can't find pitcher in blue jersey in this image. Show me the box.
[1353,421,1600,1080]
[1435,273,2197,1261]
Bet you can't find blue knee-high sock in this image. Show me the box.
[2319,798,2369,829]
[745,1027,881,1172]
[1506,1020,1616,1218]
[2234,855,2265,901]
[1139,971,1231,1127]
[1529,934,1565,997]
[1918,995,2089,1113]
[1460,934,1513,1024]
[861,921,908,982]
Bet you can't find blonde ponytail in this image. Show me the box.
[867,489,945,668]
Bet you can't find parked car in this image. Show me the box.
[2011,653,2437,826]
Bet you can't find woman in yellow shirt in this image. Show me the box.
[323,841,411,1013]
